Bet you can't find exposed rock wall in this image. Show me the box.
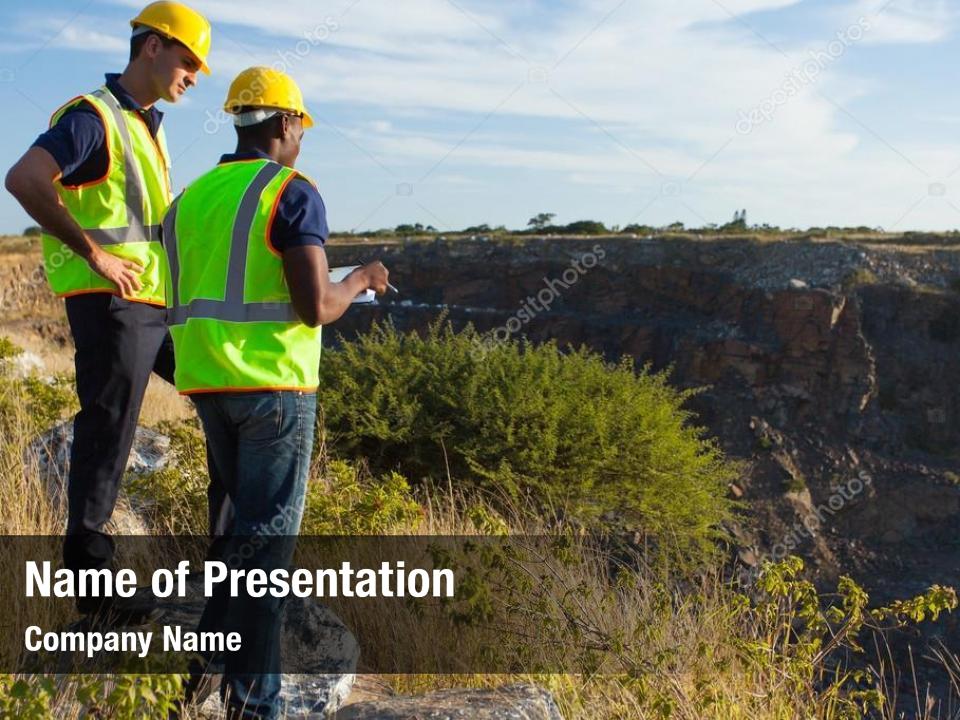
[323,237,960,591]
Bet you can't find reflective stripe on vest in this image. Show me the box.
[41,86,170,303]
[165,162,299,325]
[164,159,323,394]
[90,88,157,243]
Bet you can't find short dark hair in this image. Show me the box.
[129,30,183,62]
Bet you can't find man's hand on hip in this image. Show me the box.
[88,247,144,296]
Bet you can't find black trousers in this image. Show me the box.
[62,294,231,573]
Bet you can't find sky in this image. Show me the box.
[0,0,958,233]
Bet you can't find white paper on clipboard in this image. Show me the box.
[329,265,376,304]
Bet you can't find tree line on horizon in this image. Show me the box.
[16,210,958,240]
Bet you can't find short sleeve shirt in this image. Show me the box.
[217,150,329,251]
[31,73,164,186]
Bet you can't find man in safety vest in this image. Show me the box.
[4,2,215,621]
[163,66,388,718]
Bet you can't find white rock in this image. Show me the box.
[25,420,171,535]
[2,351,45,378]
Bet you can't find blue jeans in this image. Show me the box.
[192,390,317,720]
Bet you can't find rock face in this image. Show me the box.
[26,420,171,534]
[335,684,562,720]
[323,237,960,590]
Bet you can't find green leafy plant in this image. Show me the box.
[0,337,76,436]
[0,672,185,720]
[318,320,738,564]
[21,375,77,431]
[301,458,423,534]
[74,672,185,719]
[0,674,56,719]
[126,419,208,533]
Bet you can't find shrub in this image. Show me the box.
[0,672,186,719]
[317,321,738,563]
[383,553,957,719]
[0,337,76,446]
[126,420,208,534]
[301,458,423,534]
[842,268,878,291]
[562,220,608,235]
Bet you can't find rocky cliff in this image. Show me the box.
[324,236,960,604]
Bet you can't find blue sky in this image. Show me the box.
[1,0,958,233]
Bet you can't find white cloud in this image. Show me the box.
[93,0,960,229]
[57,25,128,54]
[12,15,128,55]
[845,0,955,44]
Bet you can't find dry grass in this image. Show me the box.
[0,237,192,429]
[140,377,192,426]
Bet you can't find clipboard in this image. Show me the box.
[329,265,376,304]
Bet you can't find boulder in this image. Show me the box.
[334,684,562,720]
[25,420,171,534]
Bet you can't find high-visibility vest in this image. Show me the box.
[41,86,173,305]
[162,159,323,394]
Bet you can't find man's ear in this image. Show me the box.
[279,114,292,140]
[142,33,163,61]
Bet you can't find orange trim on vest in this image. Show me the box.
[180,385,319,396]
[265,171,300,258]
[58,288,166,307]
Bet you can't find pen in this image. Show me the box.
[387,283,399,294]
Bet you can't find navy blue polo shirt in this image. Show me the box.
[218,150,329,251]
[32,74,163,186]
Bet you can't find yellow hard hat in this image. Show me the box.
[223,66,314,129]
[130,1,212,75]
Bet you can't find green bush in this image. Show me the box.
[318,321,738,562]
[842,268,878,291]
[0,672,185,719]
[0,337,76,435]
[301,459,423,534]
[126,420,208,534]
[127,424,424,536]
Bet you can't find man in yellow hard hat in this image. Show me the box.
[163,66,388,718]
[4,2,217,623]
